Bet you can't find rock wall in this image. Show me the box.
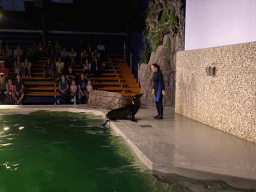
[88,90,130,110]
[176,41,256,144]
[139,35,183,107]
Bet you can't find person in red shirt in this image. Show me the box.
[0,61,9,78]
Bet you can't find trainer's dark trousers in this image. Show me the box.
[155,94,163,117]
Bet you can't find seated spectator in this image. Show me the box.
[54,40,61,58]
[4,45,13,68]
[13,46,23,59]
[70,79,77,103]
[31,42,37,53]
[80,49,89,64]
[37,42,44,56]
[94,59,101,78]
[12,74,25,105]
[55,67,63,84]
[14,56,22,77]
[43,58,54,78]
[21,58,32,78]
[0,45,4,60]
[55,57,65,72]
[61,47,69,63]
[66,67,75,83]
[6,79,13,100]
[88,43,92,54]
[56,74,69,104]
[83,59,91,77]
[0,61,9,79]
[69,48,77,66]
[96,41,106,61]
[91,49,100,61]
[78,74,88,104]
[0,73,8,104]
[46,40,54,57]
[26,47,36,64]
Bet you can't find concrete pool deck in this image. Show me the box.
[1,104,256,190]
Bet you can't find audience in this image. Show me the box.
[55,57,65,72]
[69,48,77,66]
[14,56,22,77]
[0,73,8,104]
[61,47,69,63]
[14,46,23,59]
[57,74,69,104]
[22,58,32,78]
[12,74,25,105]
[70,79,77,103]
[43,58,54,78]
[78,74,88,104]
[4,45,13,68]
[0,61,9,79]
[6,79,13,100]
[66,67,75,83]
[55,67,63,84]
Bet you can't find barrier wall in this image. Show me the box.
[176,41,256,143]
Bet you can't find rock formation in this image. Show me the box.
[88,90,130,110]
[138,0,185,107]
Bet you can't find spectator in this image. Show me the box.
[26,47,36,64]
[0,73,8,104]
[66,67,75,84]
[69,48,77,66]
[0,45,4,60]
[94,58,101,78]
[78,74,88,104]
[55,67,63,84]
[43,58,54,78]
[31,42,37,54]
[21,58,32,78]
[12,74,25,105]
[70,79,77,103]
[0,61,9,79]
[88,43,92,54]
[37,42,44,56]
[86,80,93,94]
[91,49,100,61]
[56,74,69,104]
[55,57,65,72]
[83,59,91,77]
[13,46,23,59]
[61,47,69,63]
[54,40,61,58]
[46,40,53,57]
[14,56,22,77]
[6,79,13,100]
[96,41,106,61]
[80,49,89,64]
[4,45,13,68]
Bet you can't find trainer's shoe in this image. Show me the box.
[154,115,160,119]
[155,116,163,120]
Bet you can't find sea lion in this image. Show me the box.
[103,93,143,126]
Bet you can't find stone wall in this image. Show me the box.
[88,90,130,110]
[176,41,256,144]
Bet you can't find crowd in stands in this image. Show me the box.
[0,38,108,105]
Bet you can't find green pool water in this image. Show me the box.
[0,111,253,192]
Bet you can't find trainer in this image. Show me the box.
[151,63,165,119]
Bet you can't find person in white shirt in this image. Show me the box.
[70,80,77,103]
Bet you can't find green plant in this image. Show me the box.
[166,37,171,59]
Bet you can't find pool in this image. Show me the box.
[0,110,253,192]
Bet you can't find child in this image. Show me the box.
[86,80,93,93]
[70,80,77,103]
[6,79,13,100]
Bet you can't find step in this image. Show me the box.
[27,86,58,91]
[26,92,60,97]
[22,77,54,81]
[24,81,55,86]
[96,87,141,93]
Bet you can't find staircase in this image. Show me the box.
[9,55,140,103]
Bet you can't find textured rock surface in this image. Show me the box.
[176,41,256,144]
[88,90,129,110]
[139,34,183,107]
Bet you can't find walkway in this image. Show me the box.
[1,105,256,190]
